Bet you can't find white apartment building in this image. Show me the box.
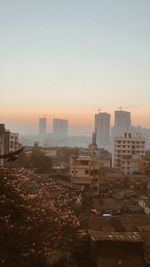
[0,124,20,166]
[9,133,19,152]
[70,155,111,195]
[113,133,145,175]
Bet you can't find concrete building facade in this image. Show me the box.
[113,110,131,137]
[9,133,19,152]
[39,117,47,136]
[113,133,145,175]
[0,124,20,166]
[53,118,68,139]
[95,112,111,149]
[0,124,5,166]
[70,155,111,195]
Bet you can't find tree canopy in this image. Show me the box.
[0,168,81,267]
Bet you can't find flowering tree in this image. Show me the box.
[0,168,81,267]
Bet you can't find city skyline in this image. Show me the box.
[1,1,150,134]
[1,108,150,137]
[1,2,150,265]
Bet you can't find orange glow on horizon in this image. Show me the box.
[0,107,94,126]
[1,107,150,129]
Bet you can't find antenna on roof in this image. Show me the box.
[98,107,102,113]
[117,106,136,111]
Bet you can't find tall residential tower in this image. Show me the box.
[39,117,47,137]
[114,110,131,137]
[95,112,111,148]
[53,119,68,139]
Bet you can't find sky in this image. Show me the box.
[1,0,150,135]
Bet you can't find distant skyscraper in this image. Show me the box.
[95,112,111,148]
[53,119,68,139]
[39,117,47,136]
[114,110,131,137]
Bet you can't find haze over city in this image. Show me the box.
[1,0,150,135]
[2,2,150,267]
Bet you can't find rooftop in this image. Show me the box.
[88,230,142,243]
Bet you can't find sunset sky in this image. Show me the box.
[1,0,150,135]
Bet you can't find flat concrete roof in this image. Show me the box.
[88,230,142,243]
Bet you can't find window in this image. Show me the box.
[94,169,99,175]
[93,186,98,191]
[80,160,89,165]
[85,170,89,175]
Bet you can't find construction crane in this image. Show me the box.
[117,106,136,111]
[98,107,102,113]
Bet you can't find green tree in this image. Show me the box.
[30,150,52,173]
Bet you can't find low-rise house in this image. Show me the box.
[99,168,127,198]
[88,230,145,267]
